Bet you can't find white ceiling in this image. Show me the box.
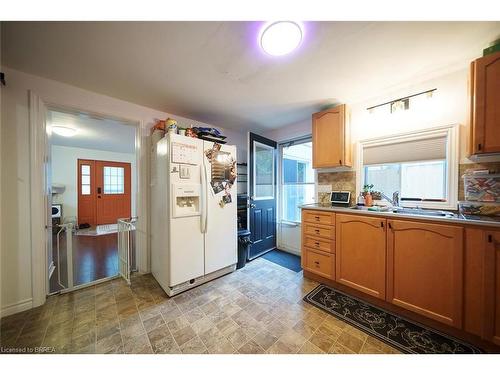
[48,110,136,154]
[3,21,500,132]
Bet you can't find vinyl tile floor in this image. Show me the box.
[0,258,401,354]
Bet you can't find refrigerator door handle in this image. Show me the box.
[201,154,208,234]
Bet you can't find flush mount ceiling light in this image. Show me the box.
[260,21,303,56]
[51,125,77,137]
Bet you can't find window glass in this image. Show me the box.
[365,160,446,201]
[103,166,125,194]
[254,143,274,198]
[401,160,446,200]
[281,141,314,222]
[81,164,91,195]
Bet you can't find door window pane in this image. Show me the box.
[254,143,274,199]
[81,165,90,175]
[104,166,125,194]
[81,164,91,195]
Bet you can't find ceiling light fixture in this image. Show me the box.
[51,126,78,137]
[260,21,303,56]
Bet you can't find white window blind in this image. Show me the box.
[363,135,447,165]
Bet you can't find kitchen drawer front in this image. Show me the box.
[304,235,335,253]
[303,210,335,226]
[304,248,335,279]
[303,222,335,240]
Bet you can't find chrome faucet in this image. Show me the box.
[392,191,400,207]
[379,191,400,207]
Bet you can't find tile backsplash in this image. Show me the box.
[316,161,500,206]
[317,170,356,205]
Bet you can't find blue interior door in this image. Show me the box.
[248,132,277,260]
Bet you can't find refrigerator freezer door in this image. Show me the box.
[203,141,238,274]
[167,135,205,287]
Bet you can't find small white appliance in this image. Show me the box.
[151,133,237,296]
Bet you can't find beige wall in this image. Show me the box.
[262,68,500,194]
[263,68,471,155]
[0,67,247,315]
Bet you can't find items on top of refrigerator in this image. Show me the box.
[192,127,227,144]
[151,117,178,136]
[463,172,500,202]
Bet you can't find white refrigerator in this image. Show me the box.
[151,133,237,296]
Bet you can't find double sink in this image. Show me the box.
[349,205,456,218]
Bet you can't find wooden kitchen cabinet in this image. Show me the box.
[483,230,500,345]
[302,210,336,279]
[386,220,464,328]
[469,51,500,155]
[312,104,352,168]
[335,214,387,299]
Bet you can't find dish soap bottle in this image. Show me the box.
[357,193,365,206]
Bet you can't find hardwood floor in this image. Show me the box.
[50,231,131,293]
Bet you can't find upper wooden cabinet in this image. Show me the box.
[335,214,387,299]
[483,230,500,346]
[386,220,464,328]
[312,104,352,168]
[469,51,500,155]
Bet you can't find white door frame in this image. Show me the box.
[29,91,149,307]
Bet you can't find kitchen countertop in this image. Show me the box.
[300,203,500,228]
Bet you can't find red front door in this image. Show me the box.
[77,159,132,226]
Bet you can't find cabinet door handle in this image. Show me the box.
[315,241,320,246]
[380,221,384,228]
[315,229,320,234]
[488,234,493,243]
[339,159,342,165]
[314,261,320,267]
[388,222,392,230]
[478,143,482,151]
[314,216,320,221]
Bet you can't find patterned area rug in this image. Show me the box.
[304,285,482,354]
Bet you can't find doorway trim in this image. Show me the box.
[29,91,148,308]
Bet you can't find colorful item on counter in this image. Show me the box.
[463,173,500,202]
[364,192,373,207]
[458,201,500,217]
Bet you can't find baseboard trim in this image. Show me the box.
[1,298,33,318]
[48,261,55,279]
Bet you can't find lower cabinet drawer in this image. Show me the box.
[303,210,335,226]
[304,248,335,279]
[304,235,335,253]
[303,223,335,240]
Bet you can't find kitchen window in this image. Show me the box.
[279,138,315,222]
[358,125,458,210]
